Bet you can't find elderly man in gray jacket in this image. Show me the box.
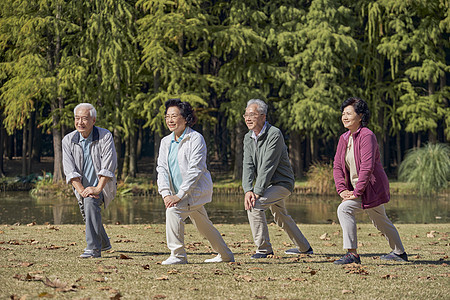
[242,99,313,259]
[62,103,117,258]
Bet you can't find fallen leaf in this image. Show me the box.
[167,269,179,274]
[439,255,448,261]
[319,233,328,240]
[343,264,369,275]
[427,233,435,238]
[20,262,34,267]
[214,269,224,275]
[110,292,122,300]
[381,274,398,279]
[302,270,318,276]
[264,277,277,281]
[38,292,54,297]
[288,277,307,282]
[117,254,132,259]
[156,275,169,281]
[249,267,263,271]
[142,264,151,270]
[235,275,253,282]
[153,295,166,299]
[27,222,36,226]
[94,277,106,282]
[43,277,77,292]
[342,289,353,294]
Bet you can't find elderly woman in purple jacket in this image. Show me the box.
[333,97,407,264]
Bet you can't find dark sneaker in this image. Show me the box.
[102,244,112,251]
[380,251,408,262]
[80,249,101,258]
[285,247,314,255]
[251,252,274,259]
[333,252,361,265]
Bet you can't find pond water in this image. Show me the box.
[0,191,448,225]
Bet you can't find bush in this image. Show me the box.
[306,161,334,195]
[398,143,450,195]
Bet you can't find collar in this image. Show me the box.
[71,126,100,144]
[171,127,189,143]
[343,126,363,141]
[80,131,93,143]
[251,121,268,141]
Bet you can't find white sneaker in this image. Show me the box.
[284,247,314,255]
[161,256,187,265]
[204,254,235,263]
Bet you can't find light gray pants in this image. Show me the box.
[79,195,110,251]
[337,199,405,254]
[247,185,311,254]
[165,204,234,260]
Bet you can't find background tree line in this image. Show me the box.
[0,0,449,183]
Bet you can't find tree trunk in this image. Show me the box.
[289,131,304,179]
[305,136,311,170]
[153,132,161,182]
[136,122,143,160]
[122,137,130,179]
[396,132,401,172]
[51,4,64,182]
[129,131,137,177]
[51,103,64,182]
[428,77,437,143]
[22,124,28,176]
[0,114,5,177]
[114,129,122,179]
[32,117,42,163]
[232,122,245,181]
[27,113,33,174]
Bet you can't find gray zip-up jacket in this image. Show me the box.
[62,126,117,208]
[242,124,295,195]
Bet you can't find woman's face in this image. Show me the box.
[341,105,362,133]
[165,106,187,136]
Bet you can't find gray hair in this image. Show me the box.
[246,99,268,115]
[74,103,97,118]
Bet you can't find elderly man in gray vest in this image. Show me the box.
[62,103,117,258]
[242,99,313,258]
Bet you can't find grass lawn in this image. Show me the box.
[1,223,448,299]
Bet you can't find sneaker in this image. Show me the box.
[285,247,314,255]
[80,249,101,258]
[333,252,361,265]
[204,254,235,263]
[102,244,112,251]
[380,251,408,262]
[161,256,188,265]
[251,252,274,259]
[84,244,111,252]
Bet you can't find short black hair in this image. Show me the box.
[340,97,370,127]
[164,98,198,127]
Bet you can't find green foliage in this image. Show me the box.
[306,161,335,195]
[398,143,450,195]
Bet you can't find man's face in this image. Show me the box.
[74,107,96,138]
[244,104,266,133]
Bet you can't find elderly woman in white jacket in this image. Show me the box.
[157,99,235,265]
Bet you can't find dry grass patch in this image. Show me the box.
[0,223,448,299]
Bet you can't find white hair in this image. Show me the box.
[246,99,268,115]
[74,103,97,118]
